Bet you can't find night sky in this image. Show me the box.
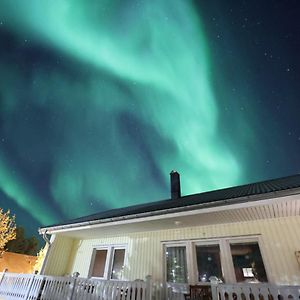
[0,0,299,238]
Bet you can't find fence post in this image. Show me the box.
[0,268,7,287]
[145,275,152,300]
[24,274,36,300]
[0,268,7,295]
[69,272,79,300]
[210,282,219,300]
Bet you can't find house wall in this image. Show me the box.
[43,234,75,276]
[46,216,300,284]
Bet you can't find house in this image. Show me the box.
[39,171,300,287]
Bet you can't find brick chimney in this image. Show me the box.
[170,170,181,200]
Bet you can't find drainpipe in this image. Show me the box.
[39,230,54,275]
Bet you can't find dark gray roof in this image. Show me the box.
[45,174,300,229]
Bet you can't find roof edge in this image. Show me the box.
[39,186,300,235]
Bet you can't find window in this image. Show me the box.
[164,236,267,284]
[91,249,107,277]
[196,244,222,282]
[230,242,267,282]
[90,245,126,280]
[111,249,126,280]
[165,246,188,283]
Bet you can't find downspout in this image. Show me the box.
[39,230,53,275]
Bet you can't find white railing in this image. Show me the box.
[1,272,300,300]
[216,283,300,300]
[0,271,152,300]
[150,282,187,300]
[70,277,148,300]
[166,283,188,300]
[162,282,300,300]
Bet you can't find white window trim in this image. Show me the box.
[226,236,269,283]
[89,244,127,280]
[193,240,224,284]
[164,243,190,283]
[162,235,268,284]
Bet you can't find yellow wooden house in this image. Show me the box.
[39,171,300,286]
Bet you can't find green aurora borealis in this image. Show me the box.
[0,0,299,236]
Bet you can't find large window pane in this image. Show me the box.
[166,246,188,283]
[91,249,107,277]
[111,249,125,279]
[196,245,223,282]
[230,242,267,282]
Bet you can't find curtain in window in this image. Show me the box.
[111,249,125,280]
[230,242,268,282]
[91,249,108,277]
[166,246,187,283]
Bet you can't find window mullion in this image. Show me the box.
[105,246,113,280]
[221,239,236,283]
[186,241,196,284]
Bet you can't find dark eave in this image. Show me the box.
[41,174,300,232]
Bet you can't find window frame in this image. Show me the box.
[89,244,127,280]
[193,240,224,283]
[110,246,127,280]
[227,236,268,283]
[163,242,190,284]
[163,235,268,284]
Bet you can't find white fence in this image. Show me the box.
[1,272,300,300]
[0,272,152,300]
[216,283,300,300]
[164,282,300,300]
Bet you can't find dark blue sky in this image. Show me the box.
[0,0,299,239]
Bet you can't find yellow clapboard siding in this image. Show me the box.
[45,216,300,284]
[43,235,74,276]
